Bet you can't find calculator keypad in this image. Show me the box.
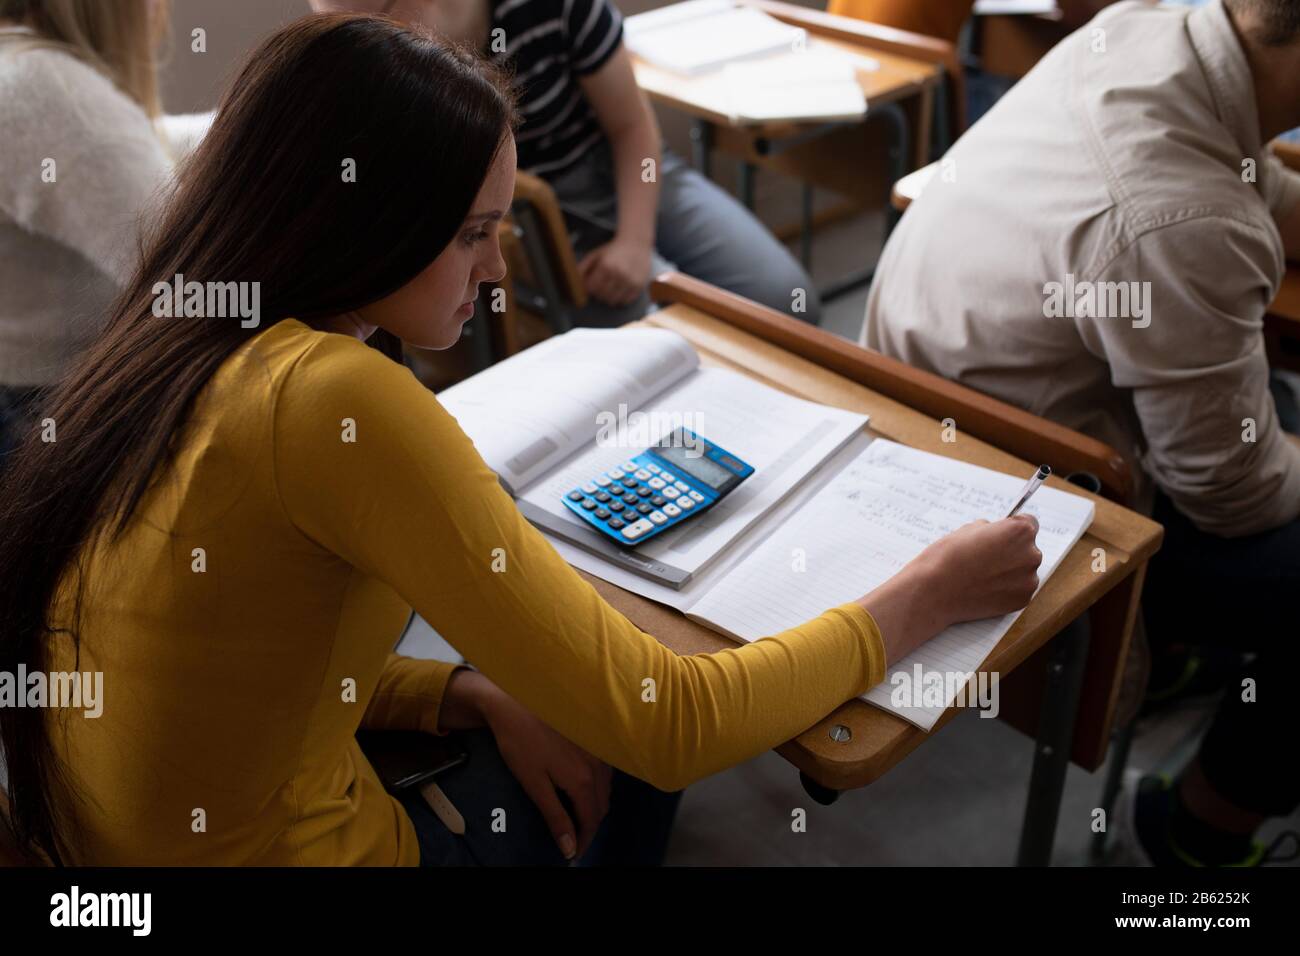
[564,453,728,545]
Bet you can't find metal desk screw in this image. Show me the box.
[830,724,852,743]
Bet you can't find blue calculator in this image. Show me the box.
[562,428,754,546]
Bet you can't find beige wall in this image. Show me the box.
[160,0,304,113]
[158,0,819,115]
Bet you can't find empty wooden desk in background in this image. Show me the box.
[630,1,963,299]
[573,274,1161,865]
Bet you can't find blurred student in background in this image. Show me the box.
[311,0,822,327]
[0,0,208,462]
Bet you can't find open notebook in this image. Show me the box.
[441,329,1095,731]
[439,328,868,585]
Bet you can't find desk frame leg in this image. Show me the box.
[1016,613,1092,866]
[818,102,909,304]
[739,160,756,210]
[691,120,714,180]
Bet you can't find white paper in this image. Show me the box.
[688,440,1095,731]
[625,4,806,75]
[723,53,867,123]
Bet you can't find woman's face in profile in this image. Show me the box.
[357,134,516,350]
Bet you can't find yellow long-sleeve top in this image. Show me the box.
[47,319,887,865]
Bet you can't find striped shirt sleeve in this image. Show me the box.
[564,0,623,75]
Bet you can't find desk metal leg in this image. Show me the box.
[818,101,909,304]
[1088,719,1136,865]
[800,771,840,807]
[690,120,714,179]
[1016,614,1092,866]
[738,160,756,210]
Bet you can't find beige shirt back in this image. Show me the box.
[861,0,1300,536]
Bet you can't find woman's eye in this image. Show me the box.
[463,229,490,245]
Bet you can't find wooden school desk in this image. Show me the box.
[570,274,1162,865]
[629,1,953,299]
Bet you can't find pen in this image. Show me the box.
[1006,464,1051,518]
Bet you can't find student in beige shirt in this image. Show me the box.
[861,0,1300,867]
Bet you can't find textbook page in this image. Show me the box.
[438,328,698,493]
[519,366,867,576]
[687,439,1096,731]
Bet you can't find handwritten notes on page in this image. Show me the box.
[688,439,1095,730]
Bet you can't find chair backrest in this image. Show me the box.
[508,172,587,322]
[745,0,968,138]
[650,272,1133,504]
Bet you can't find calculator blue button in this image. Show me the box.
[580,498,597,510]
[636,503,652,514]
[567,490,583,501]
[594,491,611,502]
[650,495,666,506]
[595,507,610,519]
[620,476,637,487]
[636,486,652,497]
[622,493,637,505]
[608,518,625,530]
[608,500,624,511]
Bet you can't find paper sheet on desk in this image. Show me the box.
[688,440,1095,731]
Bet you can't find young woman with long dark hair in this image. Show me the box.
[0,13,1043,866]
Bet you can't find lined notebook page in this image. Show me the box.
[688,439,1095,730]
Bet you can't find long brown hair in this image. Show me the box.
[0,0,169,116]
[0,12,515,865]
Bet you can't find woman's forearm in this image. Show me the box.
[434,667,493,732]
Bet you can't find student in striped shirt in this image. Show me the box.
[312,0,821,326]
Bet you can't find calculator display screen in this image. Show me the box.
[653,443,733,490]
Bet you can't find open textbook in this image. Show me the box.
[440,329,1095,731]
[438,328,869,585]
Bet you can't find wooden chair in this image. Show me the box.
[505,171,588,339]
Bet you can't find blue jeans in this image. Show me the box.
[546,142,821,327]
[396,728,682,866]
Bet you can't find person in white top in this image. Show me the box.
[0,0,209,459]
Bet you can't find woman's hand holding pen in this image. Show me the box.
[856,516,1044,665]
